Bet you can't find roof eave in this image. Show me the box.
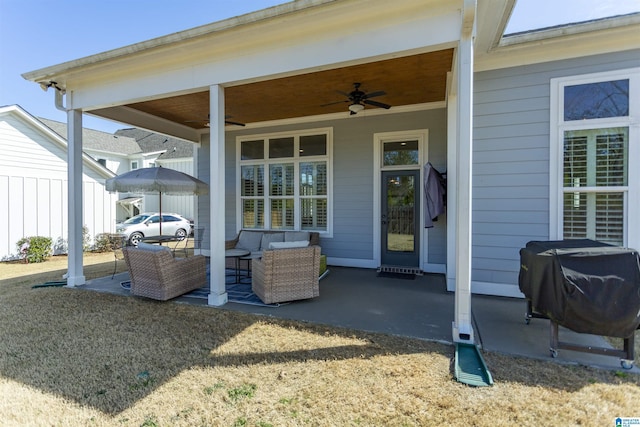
[499,12,640,48]
[21,0,336,87]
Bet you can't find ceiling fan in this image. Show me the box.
[185,115,245,127]
[322,82,391,115]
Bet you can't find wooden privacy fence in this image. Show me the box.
[387,206,414,235]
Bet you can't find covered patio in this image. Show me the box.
[25,0,640,363]
[23,0,484,346]
[80,266,636,372]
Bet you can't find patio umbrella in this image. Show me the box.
[105,166,209,236]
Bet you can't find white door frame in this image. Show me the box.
[373,129,429,269]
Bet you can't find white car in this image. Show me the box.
[116,212,191,246]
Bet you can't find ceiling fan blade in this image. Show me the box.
[363,90,386,99]
[363,99,391,109]
[225,120,245,127]
[321,100,349,107]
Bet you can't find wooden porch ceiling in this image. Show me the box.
[125,49,454,128]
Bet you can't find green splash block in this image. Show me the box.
[455,343,494,387]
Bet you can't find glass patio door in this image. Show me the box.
[381,170,420,267]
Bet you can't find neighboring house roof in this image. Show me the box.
[115,127,194,160]
[0,105,115,179]
[39,118,194,160]
[39,118,141,156]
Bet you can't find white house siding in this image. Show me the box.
[153,158,196,220]
[198,109,448,268]
[472,48,640,295]
[0,108,117,259]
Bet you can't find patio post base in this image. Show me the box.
[208,292,228,306]
[65,275,86,287]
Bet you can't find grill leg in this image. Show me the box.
[621,333,635,369]
[549,321,559,358]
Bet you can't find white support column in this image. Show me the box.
[66,109,85,287]
[446,90,458,293]
[208,84,228,306]
[193,142,206,256]
[452,0,476,344]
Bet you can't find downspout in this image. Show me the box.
[54,84,66,111]
[39,80,67,111]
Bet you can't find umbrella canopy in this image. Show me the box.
[105,166,209,196]
[106,166,209,238]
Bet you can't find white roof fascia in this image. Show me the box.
[117,197,143,205]
[22,0,336,85]
[0,105,115,179]
[476,13,640,72]
[143,150,167,158]
[83,147,134,158]
[500,13,640,46]
[475,0,515,54]
[22,0,460,112]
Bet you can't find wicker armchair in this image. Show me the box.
[122,245,206,301]
[252,245,321,304]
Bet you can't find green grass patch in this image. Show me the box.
[228,383,257,402]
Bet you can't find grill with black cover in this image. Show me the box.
[519,239,640,367]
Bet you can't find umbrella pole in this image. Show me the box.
[159,192,163,244]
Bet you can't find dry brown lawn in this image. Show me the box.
[0,253,639,426]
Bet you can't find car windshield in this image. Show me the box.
[123,214,151,224]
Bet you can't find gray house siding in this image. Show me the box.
[472,48,640,289]
[199,108,447,267]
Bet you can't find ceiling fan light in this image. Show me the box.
[348,103,365,113]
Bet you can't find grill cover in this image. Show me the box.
[519,239,640,338]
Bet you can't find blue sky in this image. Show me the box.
[1,0,638,134]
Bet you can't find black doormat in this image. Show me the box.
[377,271,415,280]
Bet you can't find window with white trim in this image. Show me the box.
[237,129,332,234]
[551,68,639,247]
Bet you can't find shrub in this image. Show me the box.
[93,233,125,252]
[16,236,53,263]
[82,226,91,252]
[53,237,67,255]
[93,233,113,252]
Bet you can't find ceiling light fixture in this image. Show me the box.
[348,103,365,114]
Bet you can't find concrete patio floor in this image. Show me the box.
[81,266,638,373]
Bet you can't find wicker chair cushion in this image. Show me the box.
[236,231,263,252]
[284,231,310,242]
[261,233,284,249]
[269,240,309,249]
[137,242,171,253]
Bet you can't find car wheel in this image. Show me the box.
[175,228,187,240]
[129,232,144,246]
